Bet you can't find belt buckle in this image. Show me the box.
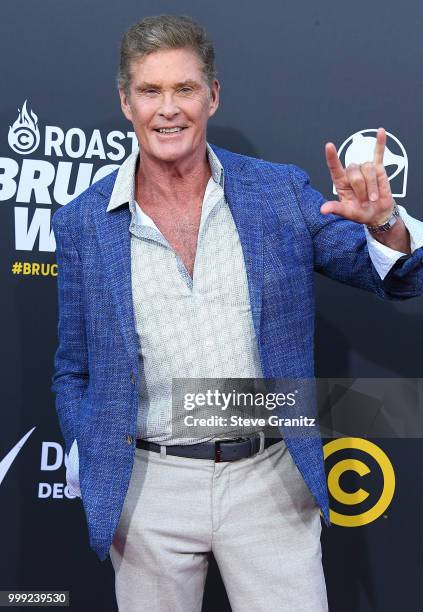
[214,437,250,463]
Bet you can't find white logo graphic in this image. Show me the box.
[334,129,408,198]
[8,100,40,155]
[2,98,137,253]
[0,427,35,486]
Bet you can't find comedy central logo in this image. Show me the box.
[8,100,40,155]
[323,438,395,527]
[333,129,408,198]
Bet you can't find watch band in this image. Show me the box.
[366,202,400,233]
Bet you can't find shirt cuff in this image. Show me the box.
[66,438,81,498]
[364,204,423,280]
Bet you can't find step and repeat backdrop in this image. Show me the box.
[1,1,423,611]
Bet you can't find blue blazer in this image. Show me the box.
[51,143,423,561]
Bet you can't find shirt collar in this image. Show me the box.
[106,142,224,212]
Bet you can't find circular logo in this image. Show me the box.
[334,129,408,198]
[8,100,40,155]
[323,437,395,527]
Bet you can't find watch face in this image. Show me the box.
[386,206,400,229]
[368,205,399,233]
[389,213,399,227]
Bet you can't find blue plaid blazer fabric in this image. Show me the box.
[51,143,423,561]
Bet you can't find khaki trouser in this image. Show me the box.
[109,439,328,612]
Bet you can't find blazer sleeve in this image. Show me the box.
[51,209,89,456]
[289,164,423,300]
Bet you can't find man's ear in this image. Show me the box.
[118,88,132,122]
[208,79,220,119]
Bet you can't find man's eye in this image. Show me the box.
[144,89,158,94]
[179,87,193,93]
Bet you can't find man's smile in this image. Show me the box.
[153,126,189,137]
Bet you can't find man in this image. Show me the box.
[51,14,423,612]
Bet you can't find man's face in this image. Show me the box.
[119,47,220,164]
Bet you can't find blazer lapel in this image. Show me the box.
[224,170,264,342]
[93,199,138,362]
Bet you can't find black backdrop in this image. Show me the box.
[1,1,422,610]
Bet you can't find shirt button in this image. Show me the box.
[130,372,135,384]
[126,434,133,445]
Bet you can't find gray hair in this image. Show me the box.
[117,14,218,96]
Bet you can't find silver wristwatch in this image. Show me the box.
[366,202,400,234]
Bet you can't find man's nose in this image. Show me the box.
[158,93,180,118]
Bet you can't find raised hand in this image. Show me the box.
[320,127,395,226]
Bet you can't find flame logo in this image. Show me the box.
[8,100,40,155]
[333,129,408,198]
